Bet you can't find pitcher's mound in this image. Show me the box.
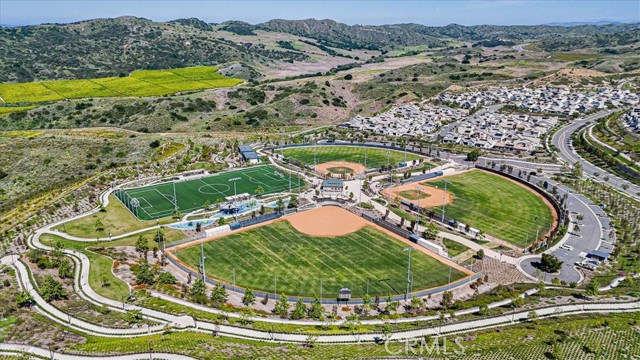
[286,206,367,236]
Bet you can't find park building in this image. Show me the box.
[238,145,261,164]
[320,178,344,193]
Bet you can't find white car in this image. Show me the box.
[560,244,574,251]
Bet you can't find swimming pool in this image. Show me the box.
[168,219,214,230]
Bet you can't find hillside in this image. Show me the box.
[0,17,637,83]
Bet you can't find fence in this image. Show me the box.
[399,171,444,185]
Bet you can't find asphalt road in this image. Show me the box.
[552,110,640,201]
[518,174,613,283]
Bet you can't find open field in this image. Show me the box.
[54,195,174,238]
[116,165,304,220]
[280,146,422,169]
[172,219,466,298]
[423,170,555,247]
[0,67,243,104]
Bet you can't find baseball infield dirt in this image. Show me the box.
[315,161,366,177]
[382,177,453,208]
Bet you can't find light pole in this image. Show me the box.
[441,180,450,225]
[200,240,206,281]
[229,177,241,198]
[403,247,413,300]
[133,151,140,184]
[416,186,422,225]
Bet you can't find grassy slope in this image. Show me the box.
[174,221,464,298]
[55,195,174,238]
[443,238,471,257]
[41,229,185,300]
[69,312,640,359]
[281,146,422,168]
[425,170,554,247]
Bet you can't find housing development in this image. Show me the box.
[0,2,639,359]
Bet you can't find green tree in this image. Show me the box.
[40,275,67,302]
[291,298,307,320]
[153,229,165,244]
[539,253,563,273]
[423,222,439,240]
[308,298,324,319]
[242,289,256,306]
[466,149,481,162]
[410,296,424,314]
[15,292,34,307]
[134,261,156,285]
[441,290,454,309]
[255,185,265,196]
[57,258,73,279]
[94,219,104,233]
[475,249,485,259]
[210,284,228,307]
[157,272,176,284]
[572,162,583,178]
[190,278,207,303]
[585,280,600,299]
[273,294,290,318]
[125,309,143,324]
[135,235,149,258]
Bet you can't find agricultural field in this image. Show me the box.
[116,165,304,220]
[424,170,555,247]
[173,220,466,298]
[280,146,423,168]
[0,67,243,104]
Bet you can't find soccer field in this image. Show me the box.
[116,165,303,220]
[423,170,555,247]
[172,221,466,298]
[280,146,422,168]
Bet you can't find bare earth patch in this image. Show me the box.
[286,206,368,236]
[383,175,454,208]
[315,161,366,177]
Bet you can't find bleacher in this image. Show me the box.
[400,171,443,185]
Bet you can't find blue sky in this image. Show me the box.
[1,0,638,26]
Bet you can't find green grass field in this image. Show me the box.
[173,221,465,298]
[423,170,554,247]
[117,165,304,220]
[54,195,174,238]
[280,146,422,169]
[0,66,243,104]
[399,189,430,200]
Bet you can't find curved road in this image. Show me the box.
[552,110,640,201]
